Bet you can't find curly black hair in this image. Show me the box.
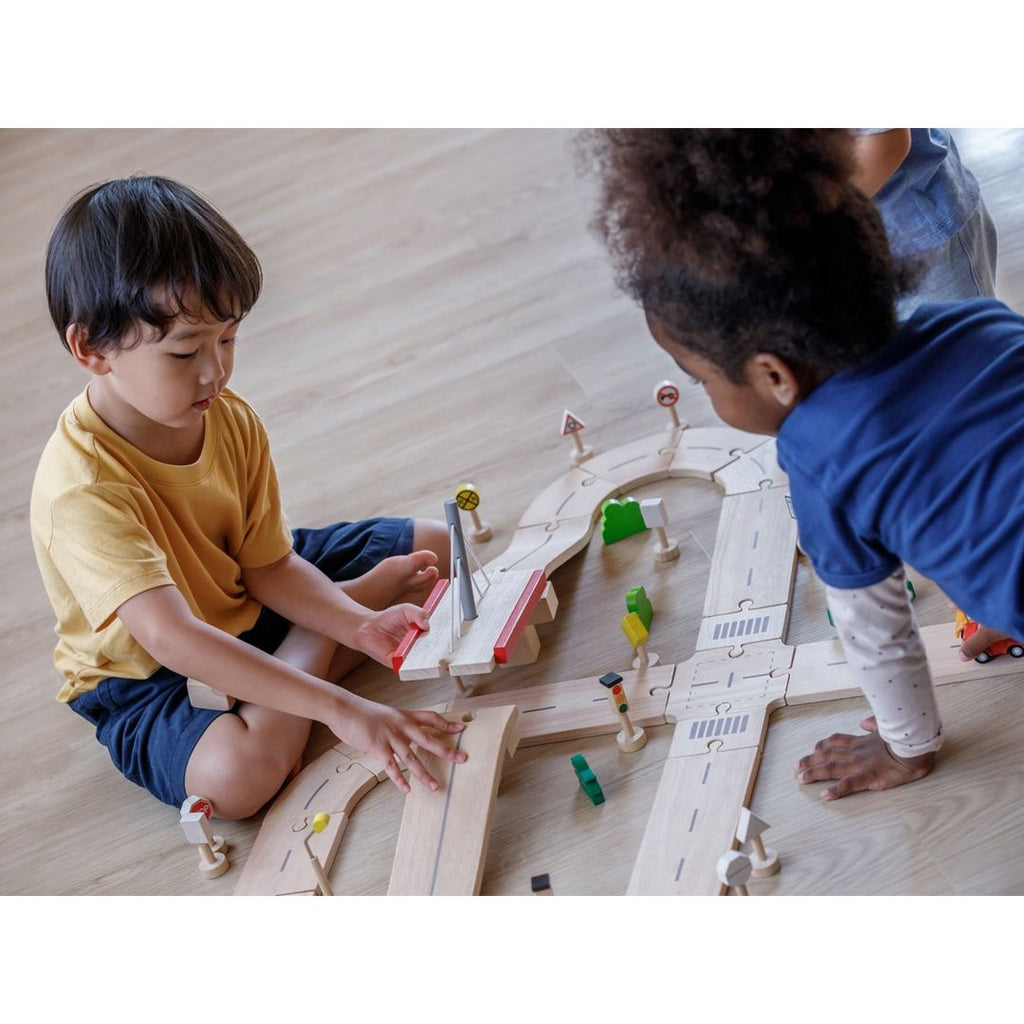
[579,129,920,382]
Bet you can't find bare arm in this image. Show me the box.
[242,549,434,665]
[850,129,912,196]
[116,585,465,790]
[795,572,938,798]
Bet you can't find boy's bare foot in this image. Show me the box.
[340,550,441,611]
[795,715,936,800]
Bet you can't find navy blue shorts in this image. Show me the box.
[69,517,415,808]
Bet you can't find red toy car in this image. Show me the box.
[954,611,1024,663]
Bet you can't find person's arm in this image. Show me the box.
[115,584,465,791]
[795,571,939,799]
[850,129,912,196]
[241,549,437,666]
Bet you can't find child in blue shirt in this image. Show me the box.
[583,129,1021,800]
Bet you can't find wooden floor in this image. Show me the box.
[3,129,1024,900]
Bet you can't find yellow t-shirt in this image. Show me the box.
[30,386,294,702]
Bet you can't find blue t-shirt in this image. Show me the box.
[857,129,981,257]
[776,298,1024,637]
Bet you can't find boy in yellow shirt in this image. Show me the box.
[31,175,465,818]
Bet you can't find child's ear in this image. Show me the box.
[66,324,111,374]
[749,352,802,410]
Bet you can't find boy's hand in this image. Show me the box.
[329,694,467,792]
[353,603,432,667]
[795,715,935,800]
[959,623,1006,661]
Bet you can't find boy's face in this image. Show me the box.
[76,307,239,444]
[647,316,794,437]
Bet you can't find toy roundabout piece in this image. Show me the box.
[231,383,1024,897]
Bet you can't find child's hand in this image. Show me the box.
[328,694,467,792]
[352,603,432,667]
[795,715,935,800]
[959,623,1007,661]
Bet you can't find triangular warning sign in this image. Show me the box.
[736,807,770,843]
[561,409,585,435]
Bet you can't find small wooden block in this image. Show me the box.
[528,582,559,624]
[531,873,553,894]
[187,678,236,711]
[498,623,540,667]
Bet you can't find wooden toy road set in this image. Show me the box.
[230,384,1017,897]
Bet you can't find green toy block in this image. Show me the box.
[625,585,653,630]
[600,497,648,545]
[571,752,605,805]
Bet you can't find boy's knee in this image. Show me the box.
[186,724,304,820]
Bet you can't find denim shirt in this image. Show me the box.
[855,129,981,256]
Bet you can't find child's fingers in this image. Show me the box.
[409,709,466,734]
[383,754,412,793]
[399,748,441,791]
[412,731,468,764]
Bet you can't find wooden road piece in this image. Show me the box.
[397,569,545,681]
[388,705,520,895]
[696,603,791,655]
[702,486,798,618]
[628,740,762,895]
[516,464,620,531]
[485,515,596,576]
[665,426,768,481]
[662,640,793,722]
[712,438,786,495]
[233,746,379,896]
[579,431,681,492]
[447,664,673,747]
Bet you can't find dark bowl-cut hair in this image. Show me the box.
[579,129,921,383]
[46,175,262,352]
